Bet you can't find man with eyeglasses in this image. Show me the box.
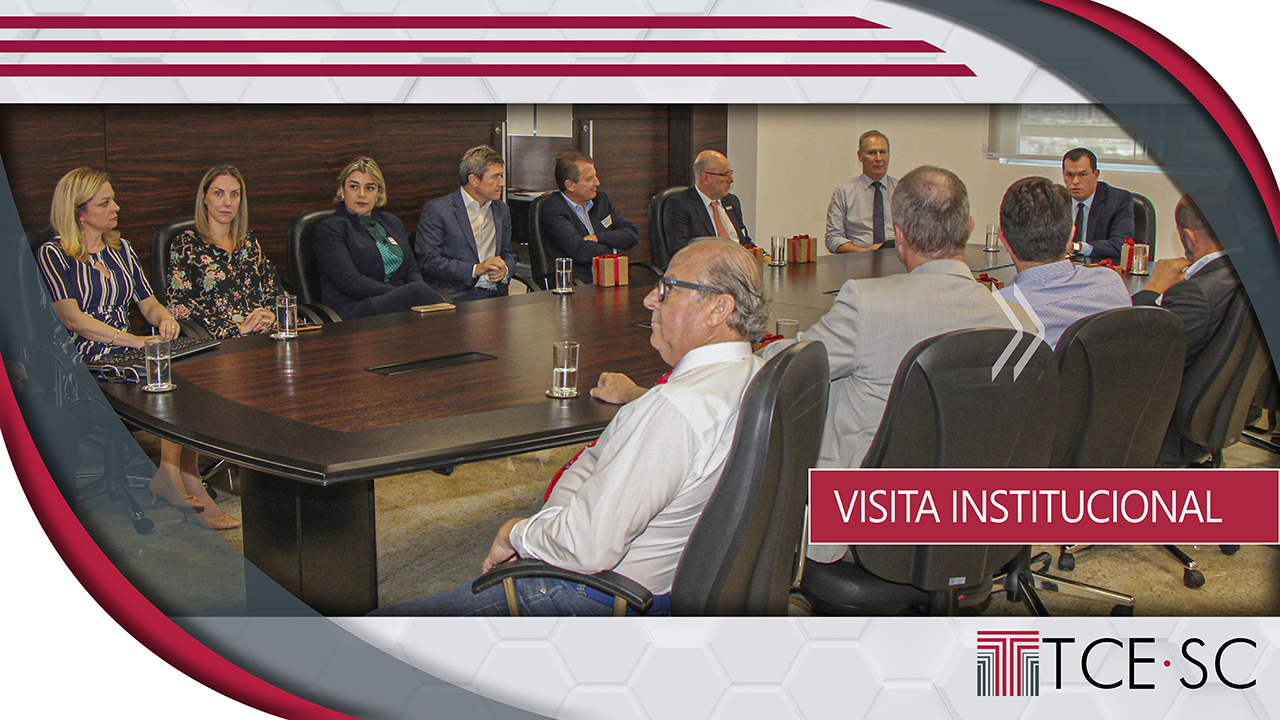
[372,238,770,616]
[661,149,758,261]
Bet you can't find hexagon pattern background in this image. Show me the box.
[9,2,1275,720]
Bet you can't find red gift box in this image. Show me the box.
[789,234,817,263]
[977,273,1004,291]
[592,254,629,286]
[1119,238,1137,271]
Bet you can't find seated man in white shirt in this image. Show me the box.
[371,238,769,616]
[996,177,1130,347]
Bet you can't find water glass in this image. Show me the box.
[553,257,574,294]
[776,318,799,340]
[143,337,175,392]
[769,236,787,267]
[1131,244,1150,275]
[548,341,580,398]
[984,224,1000,252]
[273,294,298,339]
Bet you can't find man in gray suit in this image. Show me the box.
[764,166,1031,560]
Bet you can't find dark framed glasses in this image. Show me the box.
[655,277,725,302]
[95,365,141,384]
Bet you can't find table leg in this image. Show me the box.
[240,469,378,616]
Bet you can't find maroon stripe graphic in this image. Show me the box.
[0,15,888,30]
[0,39,945,54]
[0,63,976,77]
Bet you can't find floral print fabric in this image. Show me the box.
[167,229,282,339]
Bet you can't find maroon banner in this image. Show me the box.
[809,469,1280,545]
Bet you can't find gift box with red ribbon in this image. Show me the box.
[746,245,768,267]
[592,254,629,287]
[789,234,817,263]
[1088,258,1124,275]
[1119,238,1138,271]
[977,273,1004,291]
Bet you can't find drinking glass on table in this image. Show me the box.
[143,337,175,392]
[273,294,298,339]
[548,340,580,398]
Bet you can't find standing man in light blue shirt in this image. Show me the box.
[996,177,1130,347]
[826,130,897,253]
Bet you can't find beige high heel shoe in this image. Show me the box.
[149,474,204,513]
[194,510,242,530]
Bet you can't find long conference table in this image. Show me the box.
[99,244,1047,615]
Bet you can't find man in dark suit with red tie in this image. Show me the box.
[1062,147,1136,262]
[661,150,757,260]
[539,151,639,284]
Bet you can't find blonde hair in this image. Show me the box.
[50,167,121,263]
[194,164,249,250]
[333,156,388,208]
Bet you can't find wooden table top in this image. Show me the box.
[101,286,669,485]
[100,245,1018,486]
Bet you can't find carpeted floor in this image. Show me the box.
[98,433,1280,616]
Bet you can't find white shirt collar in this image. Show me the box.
[460,186,489,212]
[1185,249,1228,279]
[667,341,753,382]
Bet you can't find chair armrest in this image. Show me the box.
[299,303,342,324]
[629,261,663,279]
[471,558,654,614]
[510,274,541,293]
[176,319,211,339]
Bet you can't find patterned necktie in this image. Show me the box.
[1074,202,1086,251]
[871,181,886,246]
[542,370,672,501]
[711,200,730,239]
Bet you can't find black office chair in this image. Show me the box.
[799,328,1113,616]
[285,207,342,323]
[147,216,212,339]
[527,192,556,289]
[648,186,687,271]
[473,340,830,616]
[1132,192,1156,256]
[1159,288,1269,587]
[1048,308,1185,600]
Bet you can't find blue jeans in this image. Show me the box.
[368,577,670,617]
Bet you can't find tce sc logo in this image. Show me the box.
[1042,636,1257,690]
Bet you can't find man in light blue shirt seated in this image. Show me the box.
[996,177,1131,347]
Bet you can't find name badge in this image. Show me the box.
[601,215,613,229]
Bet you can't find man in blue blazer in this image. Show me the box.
[1062,147,1136,262]
[661,150,758,263]
[539,151,638,284]
[416,145,518,302]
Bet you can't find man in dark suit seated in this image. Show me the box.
[1062,147,1136,263]
[662,149,759,259]
[415,145,519,302]
[539,151,638,284]
[1132,187,1242,465]
[369,239,769,616]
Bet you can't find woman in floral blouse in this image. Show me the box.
[168,164,280,339]
[155,164,282,530]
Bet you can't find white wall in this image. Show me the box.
[730,105,1189,260]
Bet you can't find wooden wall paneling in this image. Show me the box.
[0,106,107,231]
[101,105,505,287]
[690,104,729,161]
[573,110,670,266]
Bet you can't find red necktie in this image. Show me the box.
[542,371,672,501]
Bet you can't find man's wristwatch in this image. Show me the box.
[1070,241,1083,255]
